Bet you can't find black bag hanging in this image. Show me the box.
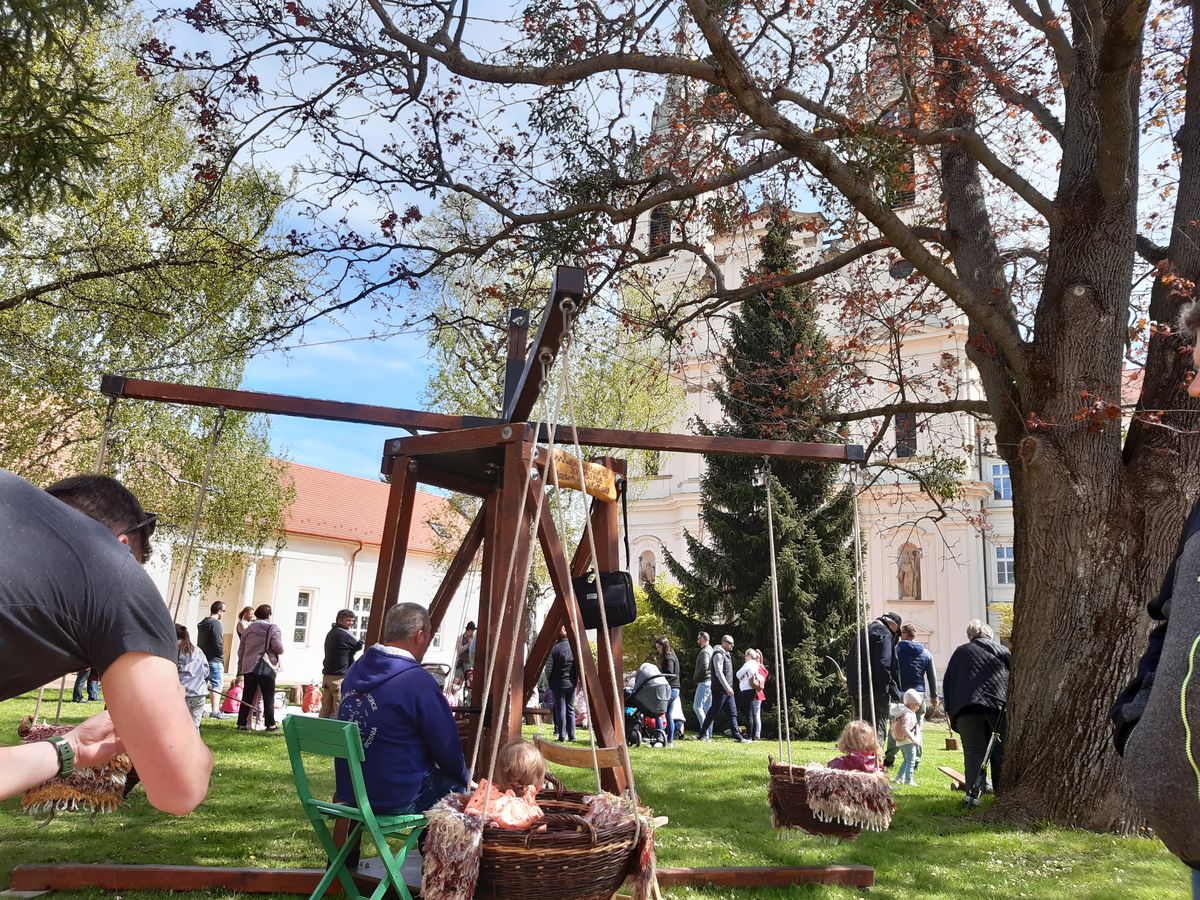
[572,570,637,630]
[572,477,637,630]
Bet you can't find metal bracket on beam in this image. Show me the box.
[99,374,127,397]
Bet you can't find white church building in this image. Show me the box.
[622,72,1015,664]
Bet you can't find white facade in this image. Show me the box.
[623,199,1016,666]
[151,466,479,686]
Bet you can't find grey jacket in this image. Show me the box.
[693,644,713,683]
[709,646,734,693]
[237,619,283,676]
[1124,530,1200,867]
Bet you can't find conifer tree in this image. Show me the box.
[649,215,856,739]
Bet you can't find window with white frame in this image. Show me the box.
[431,630,442,649]
[294,589,314,644]
[350,594,372,643]
[995,547,1015,585]
[992,463,1012,501]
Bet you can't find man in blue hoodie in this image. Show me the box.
[883,623,940,769]
[336,602,470,815]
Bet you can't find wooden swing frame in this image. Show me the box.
[23,264,876,892]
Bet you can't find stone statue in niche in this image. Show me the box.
[897,543,922,600]
[639,551,657,586]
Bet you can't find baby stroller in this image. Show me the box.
[624,662,671,748]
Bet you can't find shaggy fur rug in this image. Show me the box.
[799,763,895,832]
[17,718,132,817]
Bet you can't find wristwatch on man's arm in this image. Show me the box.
[45,735,75,777]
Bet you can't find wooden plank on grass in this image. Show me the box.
[656,866,875,889]
[938,765,968,790]
[8,864,378,895]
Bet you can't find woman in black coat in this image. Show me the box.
[655,637,681,746]
[943,619,1011,795]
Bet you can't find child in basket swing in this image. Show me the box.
[890,689,924,786]
[827,719,885,775]
[464,739,545,830]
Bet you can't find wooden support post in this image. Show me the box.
[465,491,499,765]
[587,457,626,786]
[427,510,484,635]
[473,438,536,780]
[364,456,418,647]
[502,307,530,412]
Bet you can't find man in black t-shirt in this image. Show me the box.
[197,601,227,718]
[0,470,212,814]
[320,609,363,718]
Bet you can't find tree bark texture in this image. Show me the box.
[988,7,1200,830]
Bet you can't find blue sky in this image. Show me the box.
[242,317,437,480]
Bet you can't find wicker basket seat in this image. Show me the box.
[767,759,893,841]
[473,785,641,900]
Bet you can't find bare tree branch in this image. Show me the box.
[1010,0,1075,87]
[822,398,992,424]
[684,0,1031,388]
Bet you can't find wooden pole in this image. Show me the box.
[364,456,417,647]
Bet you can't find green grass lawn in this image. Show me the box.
[0,691,1188,899]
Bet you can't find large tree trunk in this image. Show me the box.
[987,4,1200,829]
[999,453,1189,830]
[974,8,1180,830]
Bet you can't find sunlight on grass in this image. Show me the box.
[0,692,1188,899]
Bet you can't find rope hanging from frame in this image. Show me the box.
[169,407,227,621]
[765,461,892,838]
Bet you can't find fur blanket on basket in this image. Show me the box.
[420,791,655,900]
[17,718,132,816]
[798,764,895,832]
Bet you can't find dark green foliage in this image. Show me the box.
[648,216,856,740]
[0,0,117,232]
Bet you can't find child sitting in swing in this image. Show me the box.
[464,739,545,830]
[827,719,885,775]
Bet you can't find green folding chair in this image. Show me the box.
[283,715,426,900]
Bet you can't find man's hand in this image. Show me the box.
[66,710,125,770]
[726,689,735,697]
[104,652,213,815]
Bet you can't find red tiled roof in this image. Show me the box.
[1121,368,1144,407]
[281,461,449,552]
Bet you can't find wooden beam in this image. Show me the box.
[401,463,493,497]
[427,510,484,635]
[551,425,866,462]
[502,307,531,412]
[9,862,875,894]
[533,734,625,771]
[101,374,498,432]
[503,265,587,422]
[102,376,864,464]
[385,422,530,459]
[655,866,875,889]
[8,864,384,895]
[364,456,417,647]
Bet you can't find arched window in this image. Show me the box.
[648,206,671,248]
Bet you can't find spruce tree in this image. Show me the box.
[648,215,856,739]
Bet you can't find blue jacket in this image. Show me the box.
[896,639,939,697]
[335,646,469,811]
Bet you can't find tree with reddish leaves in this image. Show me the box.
[147,0,1199,831]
